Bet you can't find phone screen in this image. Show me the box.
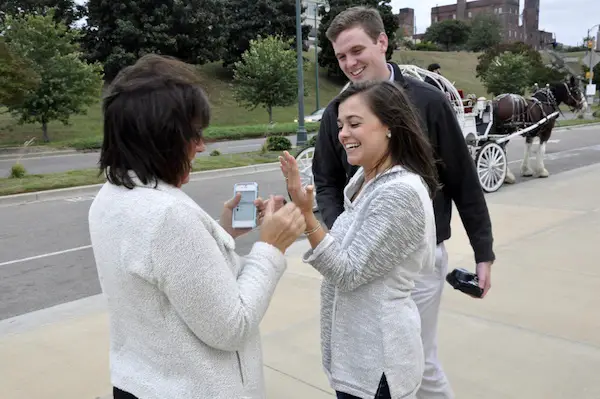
[234,190,256,221]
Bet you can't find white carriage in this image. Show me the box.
[293,65,560,211]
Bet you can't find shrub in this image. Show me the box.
[414,41,440,51]
[10,163,27,178]
[210,149,221,156]
[265,136,292,151]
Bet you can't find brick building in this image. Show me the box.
[429,0,554,49]
[397,8,415,38]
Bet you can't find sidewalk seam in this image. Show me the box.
[445,308,600,351]
[264,364,333,396]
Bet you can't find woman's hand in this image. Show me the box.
[279,151,314,215]
[255,195,287,226]
[220,192,253,238]
[220,193,288,238]
[260,196,306,253]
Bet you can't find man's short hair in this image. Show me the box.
[326,6,385,43]
[428,63,441,71]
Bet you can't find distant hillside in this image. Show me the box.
[0,50,489,145]
[392,50,486,97]
[195,49,488,126]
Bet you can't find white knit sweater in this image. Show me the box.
[88,175,287,399]
[303,165,436,399]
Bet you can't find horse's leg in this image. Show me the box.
[505,168,516,184]
[535,124,553,178]
[521,136,534,177]
[535,139,549,178]
[503,140,516,184]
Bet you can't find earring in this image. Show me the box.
[386,130,391,138]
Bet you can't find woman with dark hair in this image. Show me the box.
[88,54,306,399]
[281,80,439,399]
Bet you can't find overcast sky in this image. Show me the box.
[391,0,599,46]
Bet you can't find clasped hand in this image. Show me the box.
[220,193,286,238]
[221,192,306,253]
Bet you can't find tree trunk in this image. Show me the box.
[42,120,50,143]
[268,106,273,125]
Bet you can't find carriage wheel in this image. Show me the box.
[291,146,319,212]
[475,142,507,193]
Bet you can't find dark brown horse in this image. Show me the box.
[492,76,585,182]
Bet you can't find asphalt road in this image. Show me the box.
[0,133,317,177]
[1,124,600,321]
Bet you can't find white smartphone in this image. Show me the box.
[232,182,259,229]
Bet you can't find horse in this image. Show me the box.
[491,76,585,183]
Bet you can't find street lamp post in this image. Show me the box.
[314,2,320,112]
[295,0,307,147]
[585,24,599,114]
[586,25,599,86]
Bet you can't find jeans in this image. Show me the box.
[336,374,391,399]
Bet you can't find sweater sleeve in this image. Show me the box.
[303,182,427,292]
[151,202,287,351]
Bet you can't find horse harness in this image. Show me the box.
[496,87,559,127]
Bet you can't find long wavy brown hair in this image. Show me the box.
[337,80,440,197]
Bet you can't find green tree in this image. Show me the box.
[0,0,86,27]
[466,13,502,52]
[82,0,225,81]
[476,41,566,88]
[424,19,471,51]
[0,38,40,108]
[3,11,103,142]
[82,1,176,80]
[222,0,310,69]
[317,0,398,80]
[482,52,532,96]
[233,35,301,124]
[170,0,227,65]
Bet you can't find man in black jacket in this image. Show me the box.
[424,63,442,89]
[312,6,495,399]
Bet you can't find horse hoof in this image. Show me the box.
[537,169,549,178]
[504,171,516,184]
[521,170,533,177]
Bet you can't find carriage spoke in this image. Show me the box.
[476,142,507,193]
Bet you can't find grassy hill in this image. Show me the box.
[393,50,485,96]
[0,50,485,147]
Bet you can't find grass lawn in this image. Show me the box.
[393,50,485,96]
[0,49,492,149]
[0,50,339,148]
[0,150,282,196]
[555,117,600,127]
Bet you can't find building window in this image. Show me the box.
[434,16,438,22]
[498,7,502,13]
[452,14,456,19]
[468,11,472,18]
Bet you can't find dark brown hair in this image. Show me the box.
[336,80,440,197]
[326,6,385,43]
[100,54,210,188]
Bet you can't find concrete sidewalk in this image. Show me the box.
[1,164,599,399]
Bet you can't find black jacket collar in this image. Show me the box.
[389,62,408,88]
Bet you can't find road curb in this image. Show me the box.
[554,121,600,131]
[0,162,280,206]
